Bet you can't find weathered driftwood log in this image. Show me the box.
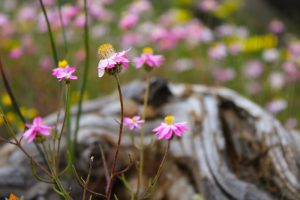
[0,78,300,200]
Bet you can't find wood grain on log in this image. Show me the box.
[0,78,299,200]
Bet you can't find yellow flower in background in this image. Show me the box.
[0,115,3,125]
[242,34,277,52]
[18,122,24,131]
[28,108,38,118]
[20,107,38,119]
[175,0,193,6]
[20,107,27,116]
[213,0,241,18]
[1,93,12,106]
[2,39,19,50]
[6,112,16,123]
[175,9,192,23]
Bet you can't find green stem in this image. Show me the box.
[73,0,90,156]
[106,75,125,200]
[83,157,94,200]
[57,0,68,55]
[57,83,70,164]
[0,57,51,172]
[137,75,150,196]
[141,141,170,199]
[39,0,59,65]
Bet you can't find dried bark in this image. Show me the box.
[0,78,299,200]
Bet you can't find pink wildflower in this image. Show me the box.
[97,44,130,77]
[198,0,218,12]
[208,43,227,60]
[0,14,8,27]
[269,19,285,34]
[119,14,139,30]
[129,0,151,15]
[283,62,300,81]
[266,99,287,114]
[52,60,78,81]
[243,60,263,79]
[153,115,188,140]
[23,117,53,143]
[228,42,243,55]
[124,116,144,130]
[212,67,235,83]
[134,47,164,69]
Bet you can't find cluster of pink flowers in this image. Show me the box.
[52,60,78,81]
[124,115,188,140]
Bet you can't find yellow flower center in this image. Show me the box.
[98,43,116,59]
[143,47,153,54]
[58,60,68,68]
[164,115,175,125]
[131,117,137,123]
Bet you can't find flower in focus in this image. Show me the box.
[119,13,139,30]
[124,115,144,130]
[23,117,53,143]
[134,47,164,70]
[97,43,130,77]
[153,115,188,140]
[52,60,78,82]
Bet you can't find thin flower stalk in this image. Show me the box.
[38,0,59,65]
[56,83,70,164]
[74,0,90,157]
[137,74,150,196]
[141,141,170,199]
[83,157,94,200]
[106,74,125,200]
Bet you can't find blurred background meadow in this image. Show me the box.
[0,0,300,133]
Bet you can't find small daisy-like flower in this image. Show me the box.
[124,115,144,130]
[153,115,188,140]
[97,43,130,77]
[23,117,53,143]
[52,60,78,82]
[134,47,164,70]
